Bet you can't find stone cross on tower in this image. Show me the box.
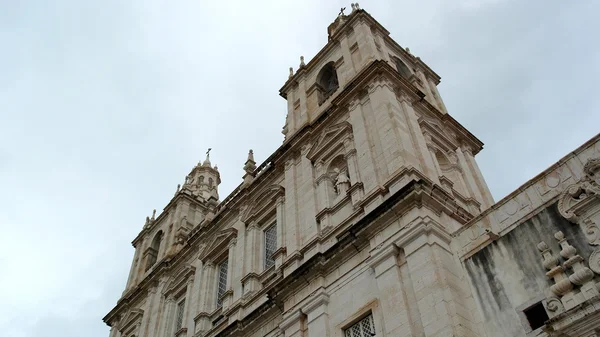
[339,7,346,16]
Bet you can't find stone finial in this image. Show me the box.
[406,47,411,54]
[175,184,180,196]
[538,241,573,296]
[351,3,356,11]
[355,2,360,9]
[145,216,150,227]
[203,148,212,166]
[299,56,305,68]
[289,67,293,78]
[243,150,257,186]
[151,209,156,221]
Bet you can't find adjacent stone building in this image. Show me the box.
[103,5,600,337]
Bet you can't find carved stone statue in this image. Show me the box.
[334,168,350,195]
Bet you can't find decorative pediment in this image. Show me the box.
[306,122,352,161]
[118,308,144,334]
[419,118,457,153]
[241,185,285,224]
[163,264,196,297]
[199,227,237,262]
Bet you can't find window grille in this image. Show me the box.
[264,223,277,269]
[345,314,376,337]
[216,260,228,307]
[175,299,185,332]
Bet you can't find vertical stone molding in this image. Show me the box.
[303,290,331,337]
[280,309,306,337]
[367,244,423,337]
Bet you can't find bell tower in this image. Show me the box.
[182,149,221,204]
[280,4,494,213]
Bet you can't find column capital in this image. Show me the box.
[276,195,286,206]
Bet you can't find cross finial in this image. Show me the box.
[206,148,212,157]
[339,7,346,16]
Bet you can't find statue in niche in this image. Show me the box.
[185,174,194,185]
[334,168,350,195]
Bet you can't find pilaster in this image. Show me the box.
[455,146,486,209]
[222,238,237,309]
[284,158,300,255]
[242,222,261,295]
[125,243,142,291]
[299,144,318,245]
[397,218,480,337]
[160,295,176,337]
[348,98,379,195]
[462,146,494,208]
[274,195,287,268]
[398,96,440,185]
[367,244,423,337]
[304,289,331,337]
[280,310,306,337]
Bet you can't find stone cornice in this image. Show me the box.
[453,133,600,260]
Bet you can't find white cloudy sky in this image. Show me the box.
[0,1,598,336]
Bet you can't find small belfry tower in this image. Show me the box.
[182,149,221,205]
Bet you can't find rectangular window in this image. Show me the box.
[264,223,277,269]
[216,259,228,307]
[175,299,185,332]
[345,314,376,337]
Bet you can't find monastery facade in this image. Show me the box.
[103,5,600,337]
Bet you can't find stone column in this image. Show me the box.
[139,281,161,337]
[284,158,300,255]
[399,95,440,184]
[274,195,286,268]
[462,146,494,208]
[415,70,434,106]
[338,32,357,83]
[183,279,194,332]
[125,244,141,290]
[348,98,379,195]
[455,147,485,207]
[160,295,176,337]
[343,136,365,206]
[367,80,410,175]
[134,238,147,284]
[195,262,215,333]
[299,144,318,245]
[374,31,390,62]
[279,310,306,337]
[242,223,261,294]
[399,219,479,337]
[367,245,423,337]
[355,21,378,65]
[304,291,330,337]
[222,238,237,309]
[427,79,448,114]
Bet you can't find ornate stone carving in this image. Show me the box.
[537,241,573,296]
[587,248,600,275]
[334,168,350,195]
[555,231,594,286]
[557,157,600,245]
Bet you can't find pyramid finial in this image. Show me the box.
[244,149,257,174]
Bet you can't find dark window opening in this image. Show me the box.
[524,302,549,330]
[316,62,339,105]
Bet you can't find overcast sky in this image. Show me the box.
[1,1,599,336]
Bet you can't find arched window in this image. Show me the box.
[394,57,411,79]
[145,230,163,271]
[316,62,339,105]
[208,177,214,188]
[199,175,204,184]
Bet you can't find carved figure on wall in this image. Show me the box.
[334,168,350,195]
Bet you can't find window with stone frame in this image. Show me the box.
[174,298,185,332]
[264,222,277,269]
[216,259,228,307]
[344,313,376,337]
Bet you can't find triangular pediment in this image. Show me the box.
[118,308,144,333]
[199,227,237,262]
[241,185,284,224]
[306,122,352,161]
